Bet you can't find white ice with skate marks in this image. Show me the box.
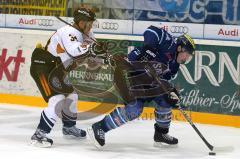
[0,103,239,159]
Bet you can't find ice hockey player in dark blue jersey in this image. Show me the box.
[87,25,196,148]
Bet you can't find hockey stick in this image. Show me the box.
[178,106,213,150]
[178,106,234,153]
[55,16,100,45]
[144,64,233,154]
[55,16,112,64]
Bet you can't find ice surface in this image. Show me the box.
[0,103,239,159]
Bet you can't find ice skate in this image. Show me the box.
[154,124,178,147]
[87,123,105,149]
[30,129,53,148]
[62,125,86,139]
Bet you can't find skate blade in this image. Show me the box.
[30,140,52,148]
[87,127,104,150]
[153,141,178,148]
[62,134,87,140]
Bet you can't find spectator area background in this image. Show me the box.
[0,0,240,25]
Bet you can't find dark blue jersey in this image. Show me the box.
[128,25,180,80]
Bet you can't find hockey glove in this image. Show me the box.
[159,60,180,80]
[164,88,181,107]
[92,42,108,55]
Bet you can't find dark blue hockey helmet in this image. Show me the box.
[177,34,196,55]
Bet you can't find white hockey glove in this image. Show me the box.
[78,44,90,55]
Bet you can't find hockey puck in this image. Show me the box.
[209,152,216,156]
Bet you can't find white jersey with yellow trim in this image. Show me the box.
[47,25,95,68]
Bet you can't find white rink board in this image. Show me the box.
[133,21,204,38]
[93,19,133,34]
[0,103,239,159]
[0,14,5,27]
[4,14,133,34]
[3,14,240,41]
[5,14,68,30]
[0,29,52,96]
[204,24,240,41]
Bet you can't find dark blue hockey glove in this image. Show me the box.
[164,88,181,107]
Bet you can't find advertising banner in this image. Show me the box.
[133,20,204,38]
[175,45,240,116]
[5,14,132,34]
[5,14,68,30]
[2,14,240,41]
[204,24,240,41]
[0,29,50,96]
[0,14,5,27]
[0,29,239,116]
[106,0,240,25]
[92,19,132,34]
[0,0,67,16]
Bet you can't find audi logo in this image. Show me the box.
[170,26,189,34]
[37,19,54,27]
[101,22,119,30]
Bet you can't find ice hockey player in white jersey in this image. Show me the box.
[30,7,96,147]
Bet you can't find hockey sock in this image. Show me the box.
[154,107,172,130]
[37,95,65,133]
[37,110,55,133]
[62,93,78,127]
[97,107,129,132]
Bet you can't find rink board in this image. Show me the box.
[0,28,239,128]
[0,93,240,128]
